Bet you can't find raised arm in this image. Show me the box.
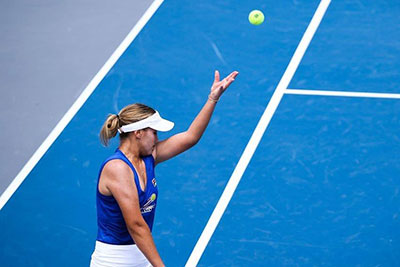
[154,70,239,164]
[102,160,164,267]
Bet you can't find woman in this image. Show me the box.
[90,70,239,267]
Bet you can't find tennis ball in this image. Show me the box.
[151,193,156,201]
[248,10,264,25]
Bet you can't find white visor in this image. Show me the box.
[118,111,174,133]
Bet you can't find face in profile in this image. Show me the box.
[139,128,158,156]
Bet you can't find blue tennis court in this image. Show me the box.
[1,0,399,266]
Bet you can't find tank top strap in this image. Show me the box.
[142,154,155,170]
[143,155,155,186]
[114,149,144,194]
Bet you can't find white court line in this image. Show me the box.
[185,0,331,266]
[0,0,164,211]
[285,89,400,99]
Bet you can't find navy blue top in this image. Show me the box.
[96,149,158,245]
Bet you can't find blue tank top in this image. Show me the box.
[96,149,158,245]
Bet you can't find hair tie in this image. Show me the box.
[116,114,119,120]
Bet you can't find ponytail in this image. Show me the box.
[100,114,119,146]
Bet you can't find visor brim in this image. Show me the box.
[149,119,174,132]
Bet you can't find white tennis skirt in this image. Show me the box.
[90,241,152,267]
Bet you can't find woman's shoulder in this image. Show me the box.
[98,158,133,196]
[102,159,132,179]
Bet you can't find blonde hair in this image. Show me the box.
[100,103,156,146]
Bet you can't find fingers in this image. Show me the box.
[224,79,234,88]
[228,71,239,80]
[212,70,239,91]
[214,70,220,83]
[222,71,239,89]
[214,70,238,82]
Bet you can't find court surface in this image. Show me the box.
[1,0,399,266]
[0,0,153,193]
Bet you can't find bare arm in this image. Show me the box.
[102,161,164,267]
[154,70,239,164]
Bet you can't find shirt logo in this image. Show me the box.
[141,193,156,214]
[152,178,157,187]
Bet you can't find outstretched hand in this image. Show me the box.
[209,70,239,101]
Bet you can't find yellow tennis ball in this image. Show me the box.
[248,10,265,25]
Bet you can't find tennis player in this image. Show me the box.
[90,70,239,267]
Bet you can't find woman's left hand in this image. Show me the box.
[209,70,239,101]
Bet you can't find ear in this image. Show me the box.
[133,129,143,139]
